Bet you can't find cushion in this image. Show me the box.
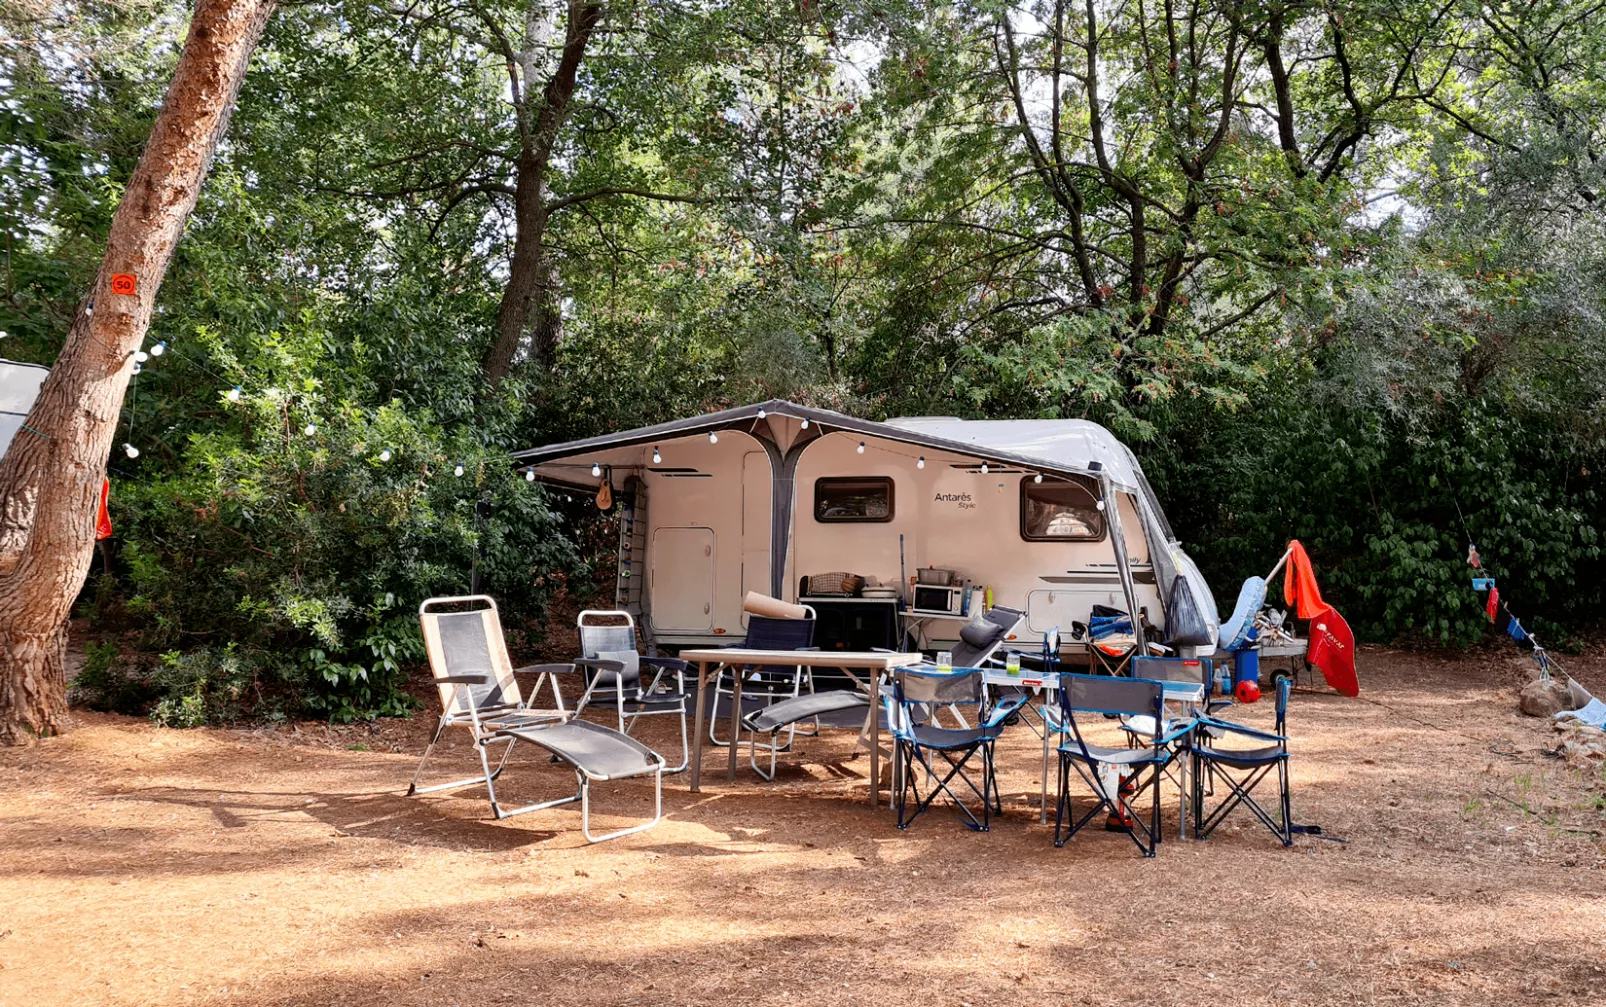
[959,622,1001,649]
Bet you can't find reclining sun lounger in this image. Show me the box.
[738,606,1027,780]
[410,596,666,843]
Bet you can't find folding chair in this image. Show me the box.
[1191,677,1294,846]
[574,610,690,774]
[1088,604,1137,676]
[1053,673,1183,857]
[902,606,1027,729]
[889,668,1008,832]
[740,688,874,781]
[411,596,666,842]
[708,610,817,748]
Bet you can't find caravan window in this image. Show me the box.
[814,477,894,522]
[1020,475,1105,541]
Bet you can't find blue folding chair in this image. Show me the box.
[888,668,1011,832]
[1053,673,1187,857]
[1192,677,1294,846]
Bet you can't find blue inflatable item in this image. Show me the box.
[1218,576,1266,651]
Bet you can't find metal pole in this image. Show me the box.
[1100,471,1147,656]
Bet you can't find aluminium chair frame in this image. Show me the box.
[1190,676,1294,846]
[1053,674,1180,857]
[573,609,691,774]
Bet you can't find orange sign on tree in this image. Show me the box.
[110,273,137,295]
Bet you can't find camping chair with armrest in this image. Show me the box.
[708,610,818,748]
[1054,673,1186,857]
[574,610,690,774]
[889,667,1011,832]
[915,606,1029,728]
[1191,677,1294,846]
[411,596,666,842]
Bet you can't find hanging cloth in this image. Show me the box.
[1282,540,1328,620]
[1306,605,1359,697]
[95,478,113,541]
[1485,586,1500,623]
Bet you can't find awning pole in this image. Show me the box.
[1100,471,1147,656]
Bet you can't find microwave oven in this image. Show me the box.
[912,583,966,615]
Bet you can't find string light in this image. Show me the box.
[1034,473,1043,483]
[454,462,465,477]
[226,386,241,402]
[123,443,139,459]
[857,441,866,454]
[917,456,925,469]
[1095,500,1106,511]
[800,419,809,429]
[525,467,536,482]
[304,423,317,436]
[980,462,989,474]
[652,447,661,464]
[133,350,148,363]
[131,363,142,375]
[379,448,392,462]
[591,462,602,477]
[709,432,718,444]
[150,341,166,357]
[757,408,766,419]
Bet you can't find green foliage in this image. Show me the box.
[8,0,1606,727]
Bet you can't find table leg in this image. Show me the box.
[727,664,744,782]
[1041,695,1050,825]
[690,661,708,792]
[869,668,882,807]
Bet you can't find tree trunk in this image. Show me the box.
[0,0,276,746]
[483,0,602,388]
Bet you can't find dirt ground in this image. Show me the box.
[2,647,1604,1007]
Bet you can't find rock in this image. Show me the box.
[1519,678,1573,717]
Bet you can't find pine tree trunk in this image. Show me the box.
[0,0,276,746]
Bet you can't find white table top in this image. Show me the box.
[679,648,923,671]
[902,666,1206,703]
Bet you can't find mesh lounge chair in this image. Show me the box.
[708,610,818,748]
[574,610,690,774]
[889,668,1009,831]
[1053,673,1187,857]
[1191,677,1294,846]
[411,596,666,842]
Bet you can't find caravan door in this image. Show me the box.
[651,527,715,631]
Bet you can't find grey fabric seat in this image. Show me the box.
[1191,742,1282,769]
[504,720,663,779]
[743,689,868,734]
[1059,740,1162,765]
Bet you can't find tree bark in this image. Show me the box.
[483,0,602,388]
[0,0,276,746]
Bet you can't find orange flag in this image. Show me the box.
[95,478,113,540]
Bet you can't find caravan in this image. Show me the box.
[515,400,1216,661]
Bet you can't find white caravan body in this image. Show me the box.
[516,401,1217,656]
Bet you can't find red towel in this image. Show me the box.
[1485,586,1500,623]
[95,478,113,541]
[1282,540,1327,620]
[1306,605,1359,697]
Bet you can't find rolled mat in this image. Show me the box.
[743,591,811,620]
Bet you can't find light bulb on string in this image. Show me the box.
[1095,500,1106,512]
[800,419,809,429]
[709,432,718,444]
[134,350,148,363]
[150,341,166,357]
[123,443,139,459]
[304,423,317,437]
[980,462,989,474]
[917,456,925,469]
[226,386,241,402]
[857,441,866,454]
[652,447,661,464]
[757,408,766,419]
[525,467,536,482]
[131,363,143,375]
[1034,473,1043,483]
[591,462,602,477]
[454,462,465,477]
[379,448,392,462]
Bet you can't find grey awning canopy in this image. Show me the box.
[512,399,1147,492]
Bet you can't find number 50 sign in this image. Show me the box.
[110,273,137,296]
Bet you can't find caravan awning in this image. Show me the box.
[512,399,1148,493]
